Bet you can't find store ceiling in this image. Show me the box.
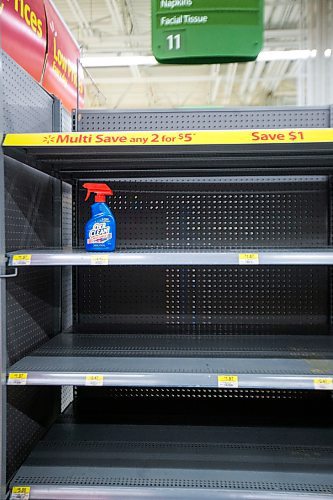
[52,0,311,109]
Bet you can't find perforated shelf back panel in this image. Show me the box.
[77,178,328,250]
[5,158,61,476]
[74,386,333,428]
[5,157,60,364]
[77,175,329,334]
[77,265,327,335]
[75,107,331,132]
[2,51,53,133]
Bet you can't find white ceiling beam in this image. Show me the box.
[65,0,93,36]
[271,61,291,93]
[210,75,222,104]
[280,3,295,27]
[85,74,298,85]
[267,5,276,26]
[113,84,133,108]
[209,64,221,104]
[104,0,126,34]
[274,90,297,97]
[244,62,266,104]
[88,75,217,84]
[130,65,141,79]
[223,63,238,104]
[239,63,255,98]
[123,0,138,34]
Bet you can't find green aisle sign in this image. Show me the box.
[152,0,264,64]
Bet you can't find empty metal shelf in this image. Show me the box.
[10,424,333,499]
[7,333,333,389]
[7,248,333,266]
[19,332,333,358]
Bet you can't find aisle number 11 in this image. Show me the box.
[167,33,181,50]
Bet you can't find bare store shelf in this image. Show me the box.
[7,248,333,266]
[7,333,333,390]
[10,424,333,499]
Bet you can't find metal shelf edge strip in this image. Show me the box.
[7,250,333,267]
[7,371,333,390]
[11,485,333,500]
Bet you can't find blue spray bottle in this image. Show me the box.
[83,183,116,251]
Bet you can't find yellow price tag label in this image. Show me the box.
[12,255,32,266]
[8,373,28,386]
[239,253,259,265]
[85,375,104,386]
[218,375,239,388]
[5,129,333,148]
[313,378,333,390]
[91,255,109,266]
[11,486,31,500]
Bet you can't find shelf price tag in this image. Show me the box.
[91,255,109,266]
[218,375,239,388]
[11,486,31,500]
[85,375,104,386]
[239,253,259,265]
[313,378,333,390]
[8,373,28,386]
[12,255,32,266]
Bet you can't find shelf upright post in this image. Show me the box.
[0,47,7,499]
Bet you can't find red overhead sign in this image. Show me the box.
[0,0,84,111]
[42,0,84,111]
[0,0,47,82]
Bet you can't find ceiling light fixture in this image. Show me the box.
[81,49,330,68]
[81,55,158,67]
[257,50,317,62]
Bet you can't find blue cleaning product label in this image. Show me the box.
[87,221,112,245]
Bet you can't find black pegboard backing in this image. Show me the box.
[77,266,327,335]
[75,107,331,132]
[7,387,60,481]
[5,157,59,251]
[76,386,331,401]
[61,107,72,133]
[6,267,59,365]
[73,386,333,428]
[77,177,328,249]
[5,156,61,364]
[5,157,62,480]
[78,266,166,326]
[2,51,53,133]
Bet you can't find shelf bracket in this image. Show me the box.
[0,268,18,279]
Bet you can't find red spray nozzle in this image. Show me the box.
[83,183,113,203]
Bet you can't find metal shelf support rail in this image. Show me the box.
[0,48,6,500]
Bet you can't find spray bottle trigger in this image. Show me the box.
[83,183,113,203]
